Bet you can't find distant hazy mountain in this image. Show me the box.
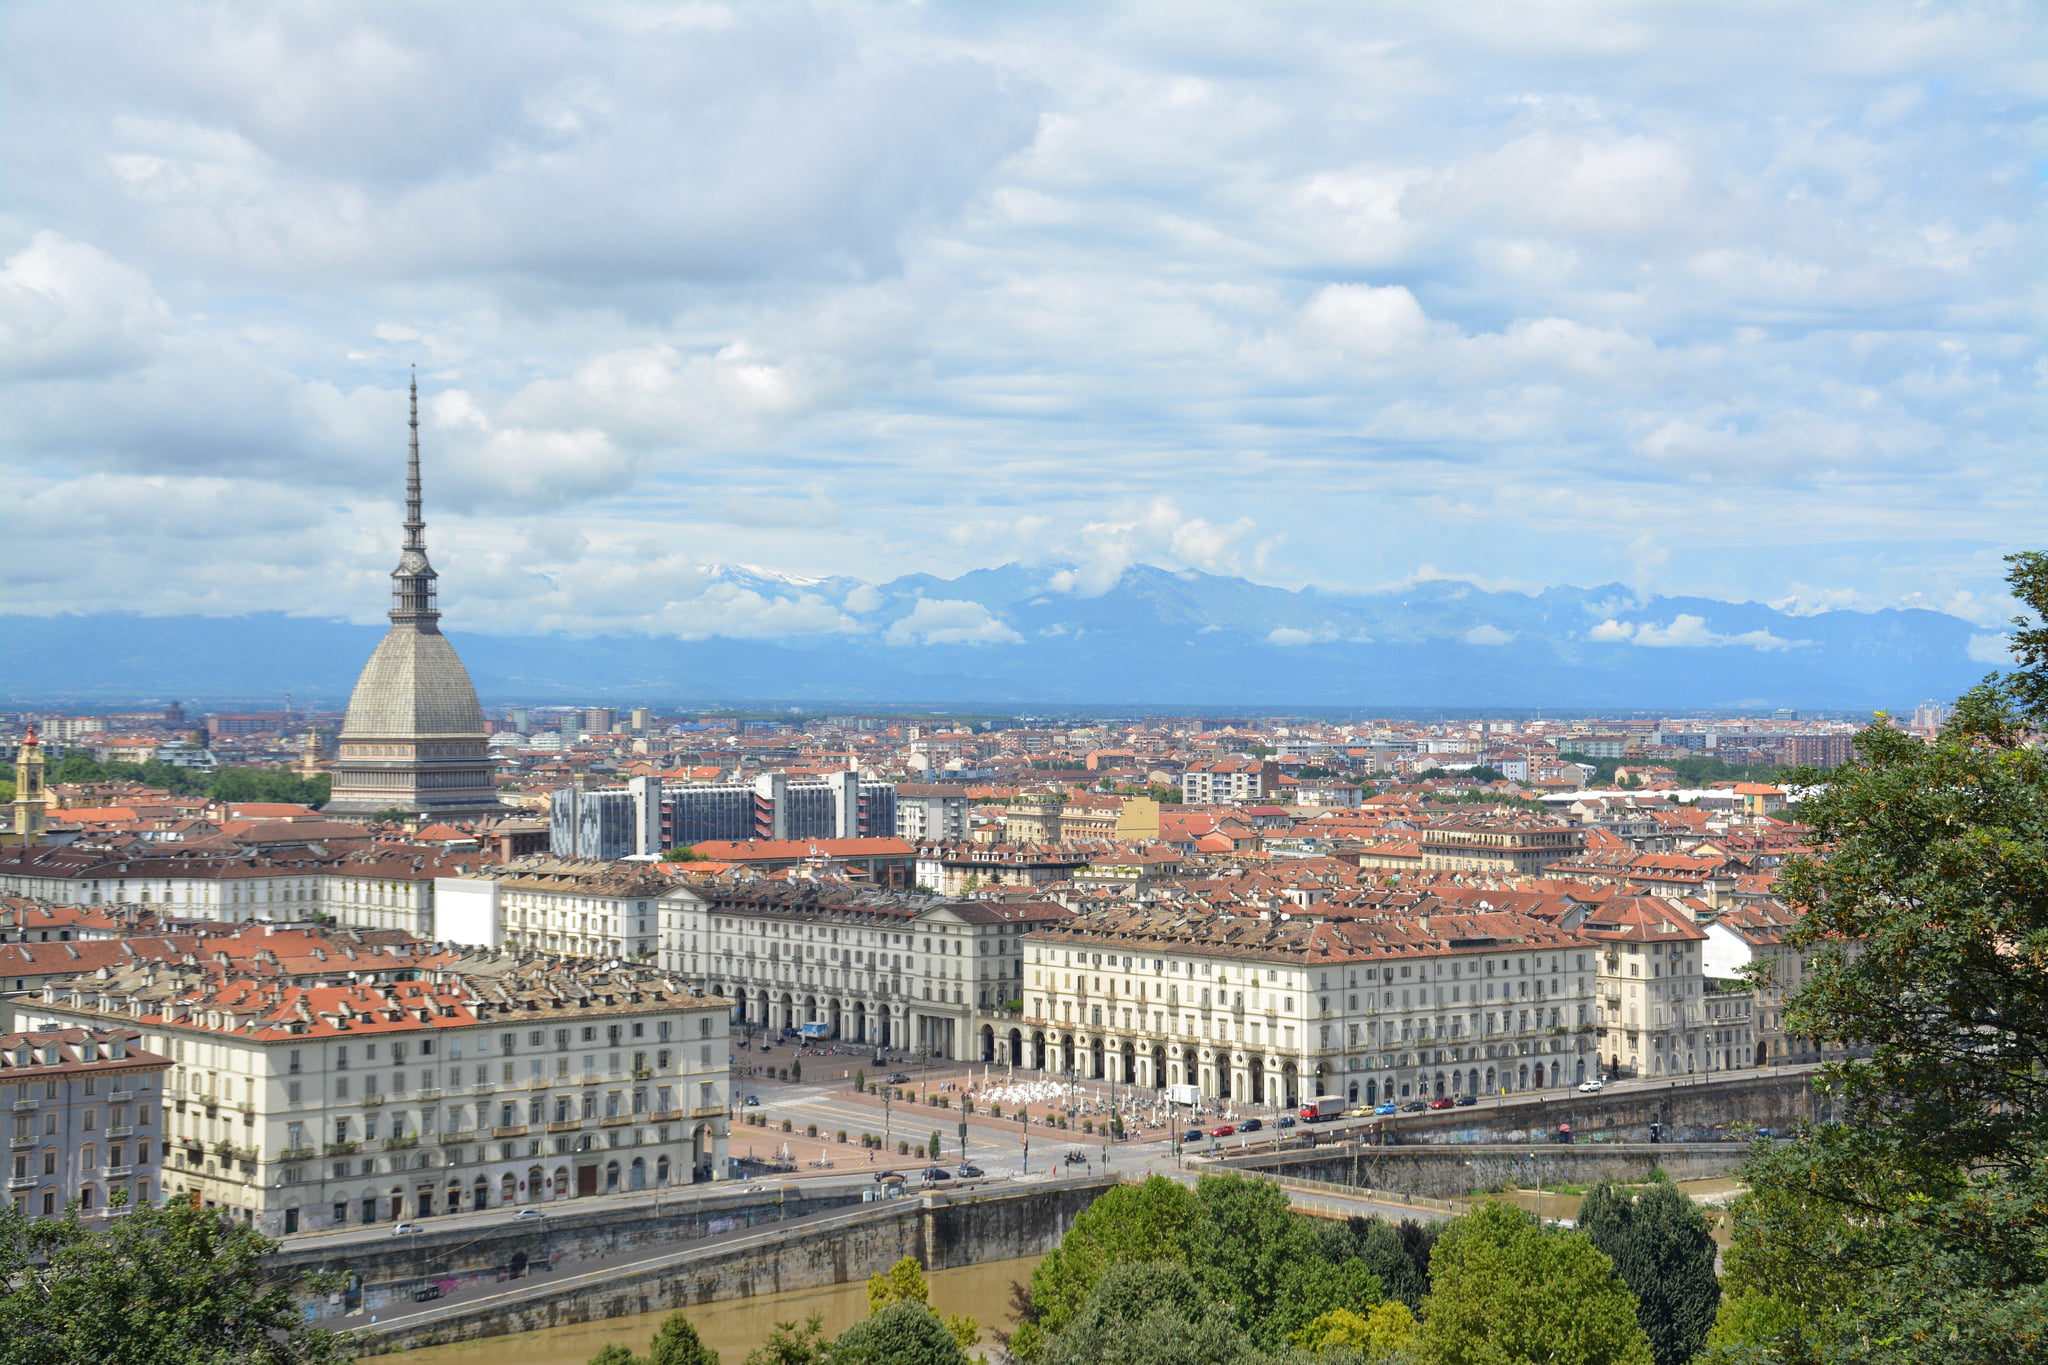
[0,562,1996,710]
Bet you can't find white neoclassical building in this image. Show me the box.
[1019,902,1599,1109]
[16,955,730,1237]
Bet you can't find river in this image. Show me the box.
[385,1255,1043,1365]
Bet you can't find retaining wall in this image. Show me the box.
[354,1175,1118,1355]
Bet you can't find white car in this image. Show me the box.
[390,1222,421,1236]
[1578,1079,1604,1093]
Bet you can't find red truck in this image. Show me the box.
[1299,1095,1344,1123]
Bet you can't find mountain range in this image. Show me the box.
[0,563,2000,710]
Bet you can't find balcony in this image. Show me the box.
[322,1141,359,1156]
[545,1119,583,1134]
[491,1124,528,1138]
[6,1175,36,1191]
[277,1146,315,1162]
[104,1165,134,1179]
[688,1104,726,1120]
[414,1087,443,1101]
[8,1136,34,1151]
[10,1098,35,1112]
[648,1109,684,1123]
[105,1125,134,1138]
[439,1130,474,1145]
[360,1094,387,1107]
[382,1135,419,1151]
[472,1083,496,1096]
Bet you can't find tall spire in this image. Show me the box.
[389,368,441,632]
[405,369,425,554]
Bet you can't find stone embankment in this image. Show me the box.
[351,1176,1117,1355]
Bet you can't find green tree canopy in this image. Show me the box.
[0,1197,351,1365]
[824,1299,969,1365]
[1019,1174,1206,1353]
[1291,1301,1422,1361]
[1418,1200,1653,1365]
[1701,549,2048,1364]
[1577,1183,1719,1365]
[1037,1261,1256,1365]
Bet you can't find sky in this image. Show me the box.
[1,0,2042,642]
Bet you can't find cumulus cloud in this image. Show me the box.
[1048,499,1267,597]
[0,1,2037,632]
[1590,615,1808,651]
[0,233,170,379]
[884,599,1023,647]
[1463,624,1515,645]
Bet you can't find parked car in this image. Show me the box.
[745,1095,761,1106]
[511,1208,545,1220]
[1374,1102,1399,1116]
[920,1167,952,1182]
[1455,1094,1477,1107]
[390,1222,420,1237]
[1274,1115,1296,1129]
[875,1171,905,1185]
[1239,1118,1263,1132]
[1401,1100,1427,1112]
[1428,1096,1455,1110]
[955,1165,984,1179]
[1347,1105,1375,1118]
[1209,1124,1235,1138]
[886,1073,911,1084]
[1578,1078,1604,1093]
[1181,1129,1204,1144]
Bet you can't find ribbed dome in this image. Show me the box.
[340,626,486,739]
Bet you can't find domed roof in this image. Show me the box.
[340,625,486,739]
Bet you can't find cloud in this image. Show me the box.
[1589,615,1808,651]
[884,599,1022,647]
[1048,499,1264,597]
[1967,633,2014,665]
[1462,624,1515,645]
[0,232,170,379]
[0,1,2038,635]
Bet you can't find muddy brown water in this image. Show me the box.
[1491,1177,1743,1246]
[382,1255,1043,1365]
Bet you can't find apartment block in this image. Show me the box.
[5,1028,171,1220]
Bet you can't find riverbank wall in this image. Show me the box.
[353,1175,1118,1355]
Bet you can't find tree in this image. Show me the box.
[1016,1175,1205,1357]
[1320,1216,1435,1314]
[868,1256,931,1313]
[1577,1183,1719,1365]
[647,1312,719,1365]
[741,1316,826,1365]
[1698,549,2048,1364]
[1192,1172,1373,1347]
[0,1196,352,1365]
[1291,1302,1421,1360]
[825,1299,970,1365]
[661,846,707,862]
[1037,1261,1256,1365]
[1418,1200,1653,1365]
[591,1347,641,1365]
[865,1255,977,1350]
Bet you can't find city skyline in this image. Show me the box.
[2,1,2040,666]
